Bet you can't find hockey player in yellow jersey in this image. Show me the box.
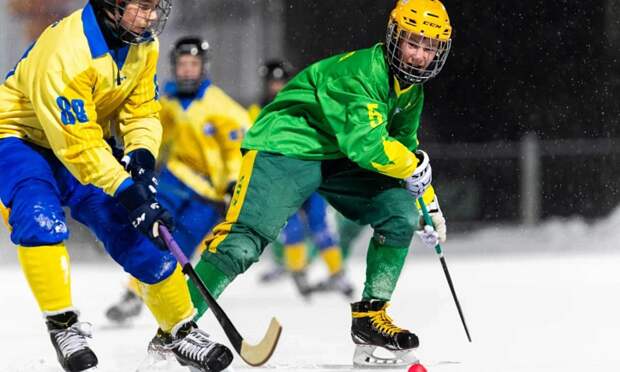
[105,36,250,324]
[0,1,232,371]
[160,37,249,207]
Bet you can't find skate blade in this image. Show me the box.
[353,345,419,368]
[136,350,180,372]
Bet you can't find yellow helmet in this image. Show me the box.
[386,0,453,85]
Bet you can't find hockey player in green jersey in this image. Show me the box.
[188,0,451,366]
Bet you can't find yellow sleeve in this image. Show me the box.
[118,39,162,158]
[247,103,262,124]
[28,47,130,196]
[210,87,251,185]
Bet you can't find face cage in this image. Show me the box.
[106,0,172,45]
[385,22,451,85]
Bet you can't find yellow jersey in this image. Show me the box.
[247,103,262,124]
[160,81,250,201]
[0,3,161,196]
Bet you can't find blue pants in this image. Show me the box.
[280,192,339,251]
[158,167,222,258]
[0,138,177,284]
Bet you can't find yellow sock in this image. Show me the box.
[138,265,195,333]
[17,244,73,314]
[321,246,343,275]
[284,243,307,272]
[127,276,141,296]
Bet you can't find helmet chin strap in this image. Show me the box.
[91,5,126,49]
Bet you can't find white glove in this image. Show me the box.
[417,225,438,249]
[417,196,446,248]
[404,150,432,199]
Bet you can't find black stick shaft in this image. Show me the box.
[440,256,472,342]
[160,226,243,352]
[417,197,472,342]
[182,264,244,351]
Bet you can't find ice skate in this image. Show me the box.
[148,327,176,360]
[105,289,143,324]
[259,265,286,283]
[351,300,419,367]
[312,271,355,298]
[291,270,313,298]
[171,321,233,372]
[46,311,98,372]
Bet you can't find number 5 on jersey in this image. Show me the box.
[56,96,89,125]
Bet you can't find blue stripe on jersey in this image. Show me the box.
[164,80,213,110]
[82,3,109,58]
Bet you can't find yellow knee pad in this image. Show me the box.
[138,265,195,333]
[284,243,307,272]
[17,244,73,314]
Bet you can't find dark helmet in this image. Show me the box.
[91,0,172,45]
[258,60,292,82]
[170,36,210,95]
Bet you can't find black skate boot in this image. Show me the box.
[259,265,286,283]
[350,300,419,367]
[291,270,313,298]
[46,311,98,372]
[171,321,233,372]
[147,327,175,359]
[313,271,355,298]
[136,328,176,371]
[105,289,143,323]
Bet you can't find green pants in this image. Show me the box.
[192,151,419,316]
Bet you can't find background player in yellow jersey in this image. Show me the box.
[105,36,251,323]
[250,61,355,299]
[0,2,232,371]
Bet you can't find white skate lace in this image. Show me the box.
[174,329,216,362]
[51,322,93,358]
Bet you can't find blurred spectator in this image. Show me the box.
[9,0,71,40]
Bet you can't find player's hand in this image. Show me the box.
[121,149,158,193]
[417,196,446,248]
[404,150,432,199]
[117,182,174,249]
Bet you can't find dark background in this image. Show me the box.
[283,1,620,221]
[284,1,617,142]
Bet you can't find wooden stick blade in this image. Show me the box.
[239,317,282,366]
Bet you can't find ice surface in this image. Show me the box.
[2,210,620,371]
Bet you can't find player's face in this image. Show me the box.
[176,55,203,81]
[267,79,286,97]
[398,32,438,70]
[120,0,161,35]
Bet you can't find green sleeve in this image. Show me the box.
[318,76,419,179]
[393,93,424,151]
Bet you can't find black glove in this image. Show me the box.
[121,149,158,192]
[117,182,174,249]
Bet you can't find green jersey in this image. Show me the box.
[242,43,424,179]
